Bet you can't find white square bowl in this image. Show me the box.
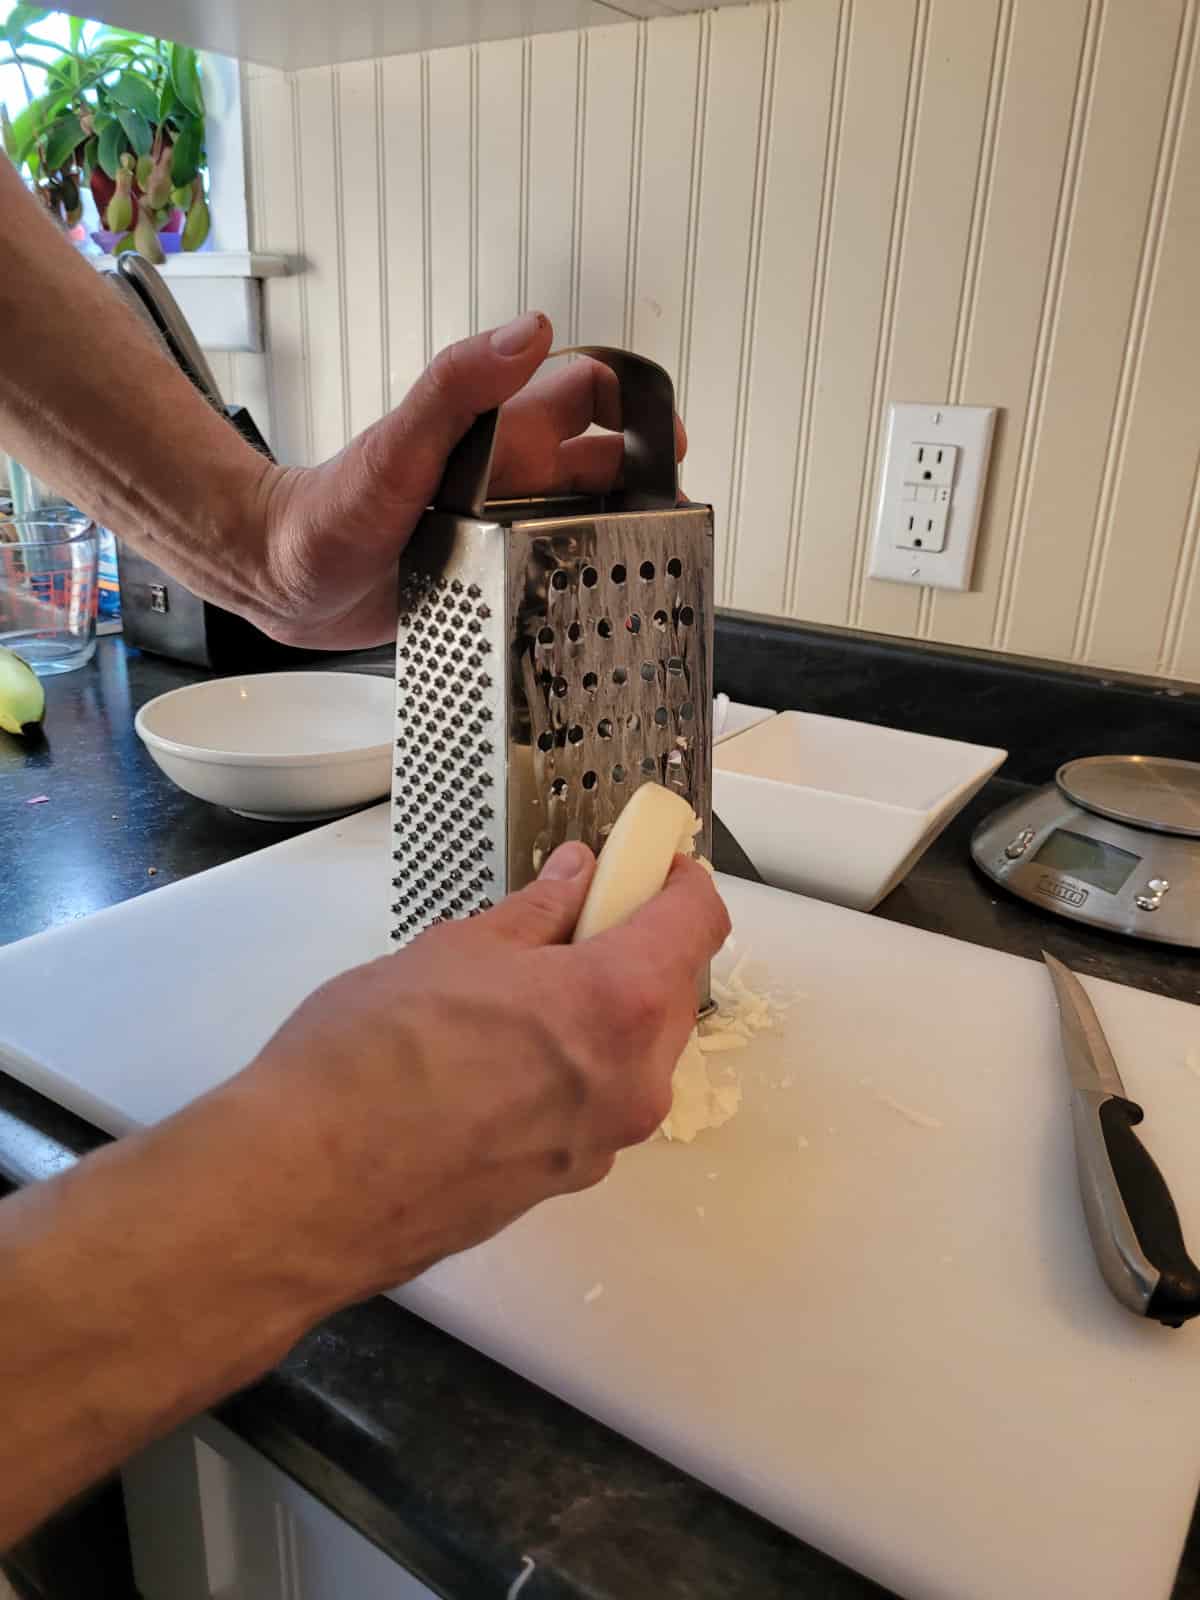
[713,711,1006,911]
[713,694,776,744]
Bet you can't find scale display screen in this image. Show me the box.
[1031,828,1141,895]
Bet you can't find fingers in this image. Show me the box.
[468,841,597,949]
[353,312,555,516]
[489,356,689,499]
[591,856,730,984]
[543,433,627,496]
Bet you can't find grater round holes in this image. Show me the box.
[597,618,613,639]
[583,672,599,692]
[626,614,642,634]
[567,621,583,642]
[678,605,695,627]
[598,718,614,739]
[538,669,553,688]
[639,561,656,581]
[537,731,554,752]
[681,701,695,721]
[451,579,463,593]
[655,706,669,726]
[552,676,569,697]
[613,666,628,686]
[626,712,641,732]
[640,663,656,682]
[653,610,668,631]
[537,626,554,646]
[582,566,599,588]
[582,771,598,790]
[667,748,683,767]
[612,764,627,783]
[568,724,584,744]
[667,657,684,676]
[551,570,570,592]
[667,557,683,578]
[611,563,627,585]
[551,778,568,797]
[641,756,657,775]
[468,583,481,599]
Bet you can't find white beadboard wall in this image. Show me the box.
[229,0,1200,680]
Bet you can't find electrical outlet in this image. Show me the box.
[907,442,958,487]
[896,503,949,553]
[868,403,997,591]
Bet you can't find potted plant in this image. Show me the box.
[0,6,209,262]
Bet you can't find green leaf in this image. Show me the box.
[169,43,202,117]
[68,14,83,51]
[1,105,15,161]
[2,6,49,47]
[115,105,151,157]
[80,133,97,178]
[108,69,157,122]
[97,114,125,178]
[6,85,74,169]
[170,114,203,187]
[158,77,176,124]
[41,110,83,173]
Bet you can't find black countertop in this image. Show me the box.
[3,630,1199,1600]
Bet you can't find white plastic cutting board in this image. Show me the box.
[2,803,1200,1600]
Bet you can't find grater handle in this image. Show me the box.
[431,346,680,518]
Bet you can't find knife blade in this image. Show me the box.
[711,809,763,884]
[1043,950,1200,1327]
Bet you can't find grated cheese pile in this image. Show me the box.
[571,783,785,1145]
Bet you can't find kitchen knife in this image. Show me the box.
[1043,950,1200,1327]
[711,809,763,885]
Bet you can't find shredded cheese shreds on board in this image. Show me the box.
[876,1093,944,1130]
[659,950,788,1143]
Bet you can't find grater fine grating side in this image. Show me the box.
[390,348,713,956]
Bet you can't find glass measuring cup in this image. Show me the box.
[0,512,98,675]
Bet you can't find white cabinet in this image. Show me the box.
[122,1416,438,1600]
[71,0,743,73]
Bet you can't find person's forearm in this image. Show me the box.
[0,1082,333,1549]
[0,157,283,625]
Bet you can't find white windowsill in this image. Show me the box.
[91,250,288,280]
[91,250,289,352]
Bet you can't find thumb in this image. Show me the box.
[475,841,596,949]
[358,312,554,514]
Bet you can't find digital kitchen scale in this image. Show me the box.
[971,755,1200,949]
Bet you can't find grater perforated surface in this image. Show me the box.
[390,504,711,949]
[390,543,506,944]
[511,509,711,878]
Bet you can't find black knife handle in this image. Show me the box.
[1100,1097,1200,1327]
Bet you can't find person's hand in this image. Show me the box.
[252,313,687,649]
[226,841,728,1312]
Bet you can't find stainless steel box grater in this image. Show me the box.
[390,347,713,946]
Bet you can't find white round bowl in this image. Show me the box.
[135,671,394,820]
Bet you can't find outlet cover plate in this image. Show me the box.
[869,403,997,591]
